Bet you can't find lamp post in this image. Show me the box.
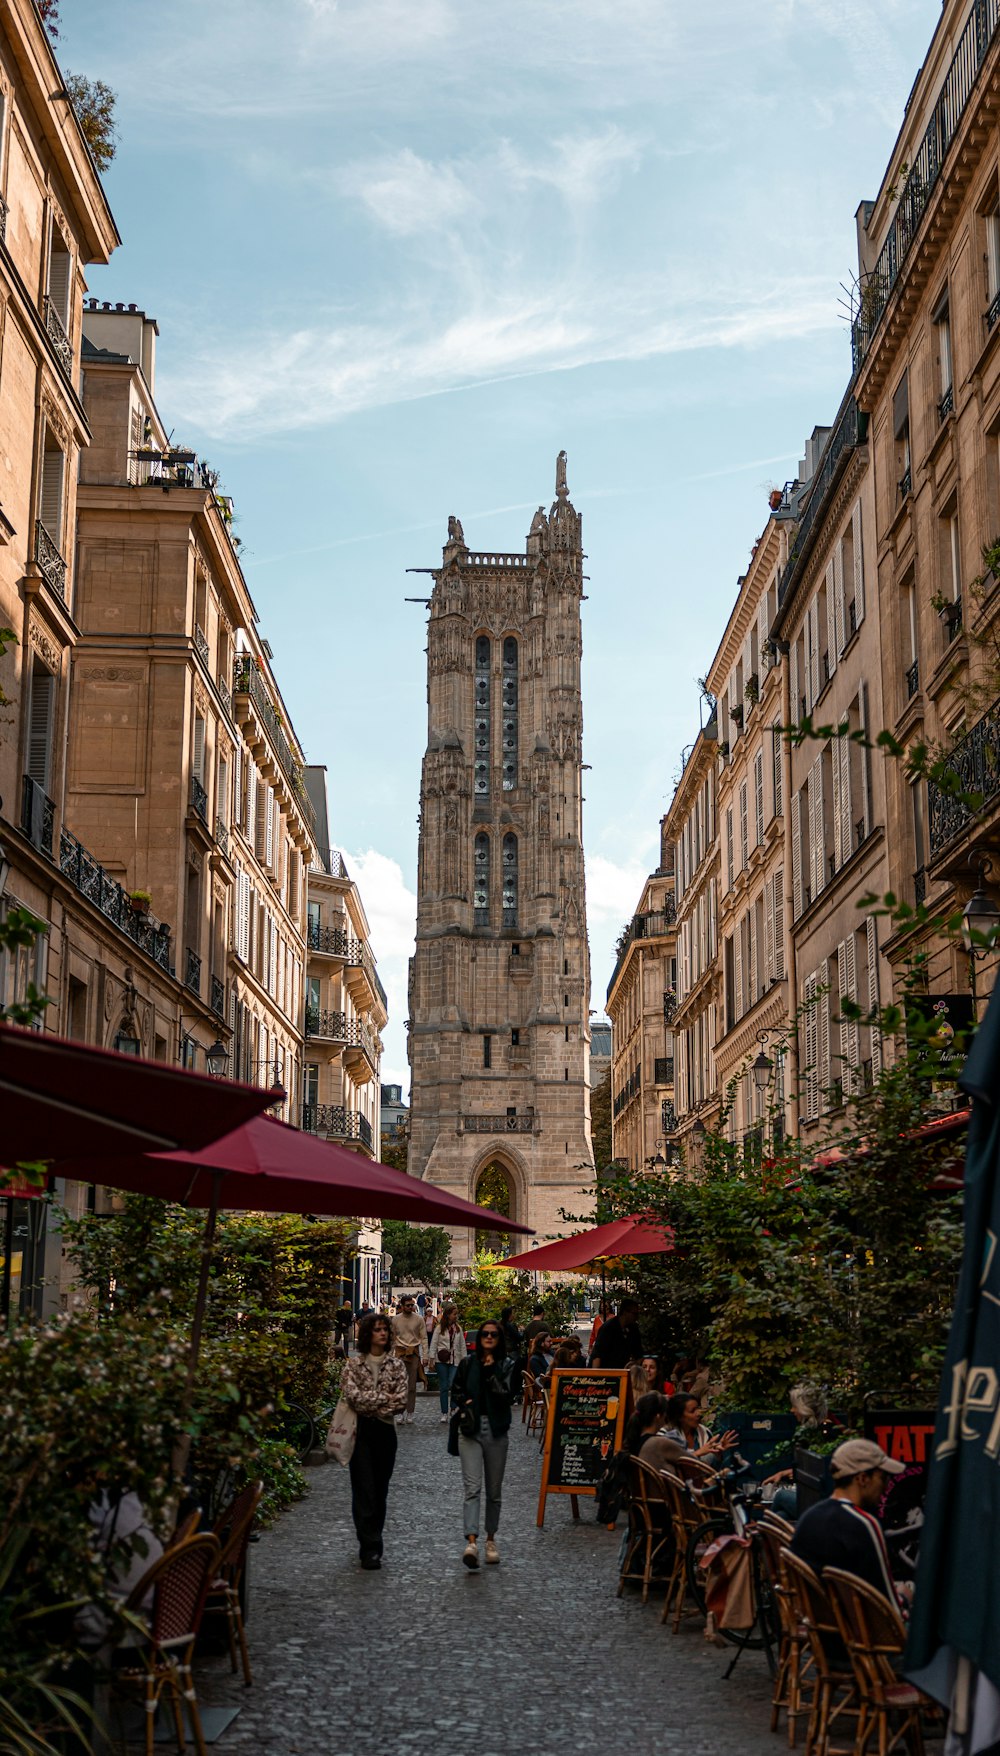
[751,1031,774,1096]
[205,1038,229,1078]
[962,862,1000,1014]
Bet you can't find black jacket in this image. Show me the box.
[589,1316,644,1370]
[451,1354,519,1437]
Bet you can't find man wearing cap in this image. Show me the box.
[790,1438,904,1616]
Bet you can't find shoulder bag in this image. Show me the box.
[325,1395,358,1467]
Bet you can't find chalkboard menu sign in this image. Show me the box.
[536,1368,630,1526]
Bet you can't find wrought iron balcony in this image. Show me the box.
[308,920,349,957]
[898,467,912,500]
[344,1017,380,1064]
[34,520,66,599]
[461,1113,535,1134]
[43,296,73,380]
[232,656,317,834]
[21,774,54,857]
[777,399,866,607]
[938,384,955,421]
[653,1056,674,1085]
[312,848,350,880]
[59,827,172,972]
[345,935,388,1011]
[194,624,210,665]
[210,975,226,1018]
[215,815,229,857]
[914,867,927,908]
[305,1007,347,1040]
[905,659,919,699]
[301,1103,373,1149]
[185,947,202,994]
[852,0,1000,369]
[928,701,1000,859]
[0,192,7,244]
[607,902,677,1001]
[988,290,1000,334]
[189,775,208,823]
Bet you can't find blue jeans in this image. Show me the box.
[458,1418,509,1538]
[437,1361,457,1413]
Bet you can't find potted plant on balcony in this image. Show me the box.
[128,890,152,917]
[768,488,783,511]
[745,674,759,705]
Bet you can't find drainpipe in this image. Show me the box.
[779,644,799,1142]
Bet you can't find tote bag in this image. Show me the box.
[325,1396,358,1466]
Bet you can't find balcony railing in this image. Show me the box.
[313,848,350,880]
[928,701,1000,859]
[194,624,210,665]
[607,902,677,1001]
[210,975,226,1018]
[305,1007,347,1040]
[301,1103,372,1149]
[21,774,54,857]
[59,826,172,972]
[0,192,7,244]
[461,1113,535,1134]
[345,935,388,1012]
[653,1056,674,1085]
[852,0,1000,369]
[185,947,202,994]
[215,815,229,857]
[344,1017,380,1062]
[938,383,955,421]
[189,774,208,823]
[34,520,67,600]
[308,920,349,957]
[777,399,866,607]
[232,657,316,834]
[914,867,927,908]
[905,659,920,699]
[43,296,73,380]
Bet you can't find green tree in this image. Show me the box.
[590,1064,613,1171]
[64,74,117,171]
[381,1218,451,1289]
[379,1131,408,1173]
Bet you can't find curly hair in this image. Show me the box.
[356,1310,391,1355]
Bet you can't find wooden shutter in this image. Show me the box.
[803,972,818,1121]
[791,790,804,918]
[834,539,847,656]
[845,932,859,1079]
[47,239,71,324]
[832,731,843,870]
[27,665,55,789]
[39,446,65,545]
[726,806,734,891]
[237,868,251,962]
[192,716,205,784]
[739,782,749,870]
[247,764,257,845]
[826,558,837,680]
[735,927,744,1022]
[867,916,883,1078]
[764,884,774,990]
[772,719,783,817]
[772,869,785,980]
[837,940,850,1094]
[808,602,821,706]
[757,596,769,671]
[754,751,764,846]
[817,985,830,1112]
[264,786,275,868]
[790,637,800,719]
[748,908,757,1005]
[810,756,825,899]
[859,682,872,839]
[852,500,865,627]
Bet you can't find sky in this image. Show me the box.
[62,0,940,1089]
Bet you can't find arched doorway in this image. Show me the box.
[474,1160,515,1258]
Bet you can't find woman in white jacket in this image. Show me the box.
[428,1303,467,1423]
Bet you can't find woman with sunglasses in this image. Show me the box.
[450,1319,518,1569]
[340,1310,408,1570]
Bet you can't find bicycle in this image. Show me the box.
[683,1480,780,1664]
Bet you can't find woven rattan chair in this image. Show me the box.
[113,1532,221,1756]
[757,1519,812,1745]
[659,1467,711,1632]
[782,1548,859,1756]
[205,1480,263,1686]
[616,1458,674,1604]
[824,1568,928,1756]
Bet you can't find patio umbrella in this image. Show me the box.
[0,1021,272,1163]
[501,1213,675,1305]
[905,982,1000,1747]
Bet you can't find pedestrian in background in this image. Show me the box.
[340,1312,408,1570]
[429,1302,467,1423]
[451,1319,517,1569]
[334,1298,354,1354]
[391,1293,427,1423]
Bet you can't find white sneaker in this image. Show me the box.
[440,1412,448,1423]
[462,1537,479,1570]
[484,1537,500,1565]
[405,1411,414,1424]
[395,1414,404,1423]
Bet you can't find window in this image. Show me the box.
[987,197,1000,312]
[934,291,953,416]
[38,434,66,552]
[771,719,783,817]
[738,782,749,870]
[483,1033,492,1069]
[753,751,764,847]
[511,1028,520,1047]
[501,636,518,790]
[26,656,55,793]
[502,832,518,927]
[893,373,911,496]
[474,831,490,927]
[474,636,491,795]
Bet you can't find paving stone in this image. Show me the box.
[185,1396,780,1754]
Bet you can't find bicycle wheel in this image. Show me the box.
[685,1517,766,1649]
[282,1401,316,1462]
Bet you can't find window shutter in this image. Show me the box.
[831,731,843,870]
[764,886,774,991]
[772,719,783,817]
[192,717,205,784]
[852,500,865,627]
[739,782,749,870]
[757,596,769,669]
[867,916,882,1078]
[748,908,757,1005]
[810,755,825,898]
[859,682,872,839]
[47,239,71,323]
[808,602,821,706]
[791,790,803,918]
[247,764,257,845]
[237,868,250,962]
[735,925,744,1021]
[39,446,65,545]
[725,806,734,892]
[754,751,764,846]
[265,786,275,868]
[840,730,853,865]
[803,972,818,1121]
[268,919,277,994]
[790,637,800,719]
[232,745,242,822]
[255,783,267,861]
[845,932,859,1079]
[772,870,785,980]
[826,558,837,680]
[837,939,850,1093]
[817,986,831,1112]
[27,666,55,789]
[834,540,847,656]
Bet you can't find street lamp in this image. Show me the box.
[961,869,1000,955]
[752,1031,774,1095]
[205,1038,229,1078]
[691,1116,706,1138]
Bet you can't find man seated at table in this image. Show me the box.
[589,1298,643,1369]
[790,1438,904,1611]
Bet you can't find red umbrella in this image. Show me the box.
[0,1021,272,1163]
[502,1215,674,1271]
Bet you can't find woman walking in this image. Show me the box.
[451,1319,517,1569]
[428,1302,467,1423]
[340,1311,408,1570]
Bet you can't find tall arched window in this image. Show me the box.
[502,636,518,791]
[474,831,490,927]
[474,636,491,796]
[502,832,518,927]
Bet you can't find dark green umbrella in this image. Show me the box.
[905,980,1000,1738]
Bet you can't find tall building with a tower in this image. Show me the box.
[408,455,595,1266]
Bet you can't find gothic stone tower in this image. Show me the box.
[408,454,595,1267]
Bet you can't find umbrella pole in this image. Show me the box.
[601,1260,606,1312]
[173,1172,222,1480]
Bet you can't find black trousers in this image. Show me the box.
[349,1416,398,1557]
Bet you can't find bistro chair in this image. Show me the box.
[757,1518,812,1746]
[782,1549,859,1756]
[205,1480,263,1686]
[112,1532,221,1756]
[660,1468,711,1632]
[616,1458,674,1604]
[824,1568,929,1756]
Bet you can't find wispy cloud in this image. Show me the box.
[339,148,477,238]
[345,848,416,1089]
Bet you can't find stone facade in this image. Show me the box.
[408,458,595,1265]
[605,834,676,1175]
[667,723,722,1155]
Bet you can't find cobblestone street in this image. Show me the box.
[190,1392,780,1756]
